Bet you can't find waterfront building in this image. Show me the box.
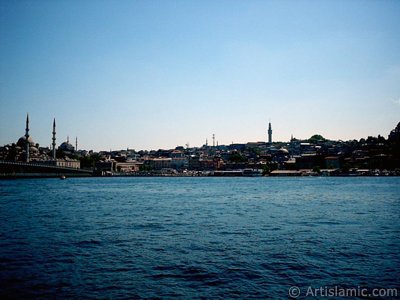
[171,157,189,170]
[96,160,115,173]
[325,156,341,169]
[188,155,201,170]
[35,158,80,169]
[115,161,141,173]
[270,170,303,176]
[147,157,172,170]
[295,154,324,169]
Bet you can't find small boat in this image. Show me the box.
[60,175,66,180]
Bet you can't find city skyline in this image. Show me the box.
[3,113,399,153]
[1,1,399,151]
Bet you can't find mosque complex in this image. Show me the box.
[12,114,80,169]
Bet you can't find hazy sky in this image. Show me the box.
[1,0,399,151]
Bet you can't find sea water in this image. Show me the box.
[1,177,399,298]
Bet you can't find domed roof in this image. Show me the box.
[279,147,289,154]
[17,136,35,147]
[59,141,75,152]
[30,146,39,153]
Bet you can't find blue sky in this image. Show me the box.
[1,0,399,151]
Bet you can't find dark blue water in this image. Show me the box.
[1,177,399,298]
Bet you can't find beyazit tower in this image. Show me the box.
[268,122,272,144]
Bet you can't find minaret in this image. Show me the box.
[213,134,215,147]
[268,122,272,144]
[52,118,56,159]
[25,113,30,162]
[75,136,78,151]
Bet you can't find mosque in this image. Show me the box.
[13,114,80,169]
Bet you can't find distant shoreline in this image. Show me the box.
[1,173,399,180]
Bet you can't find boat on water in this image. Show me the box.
[60,175,66,180]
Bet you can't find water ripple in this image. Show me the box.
[0,177,399,298]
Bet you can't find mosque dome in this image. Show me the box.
[30,146,39,153]
[278,147,289,154]
[17,136,35,147]
[59,141,75,152]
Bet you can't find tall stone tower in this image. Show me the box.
[25,113,30,162]
[52,118,56,160]
[268,122,272,144]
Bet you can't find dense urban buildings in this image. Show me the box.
[1,115,399,177]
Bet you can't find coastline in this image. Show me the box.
[1,170,399,179]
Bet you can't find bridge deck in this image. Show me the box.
[0,161,93,178]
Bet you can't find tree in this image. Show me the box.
[313,166,321,174]
[229,152,246,163]
[262,164,270,175]
[79,153,101,169]
[308,134,327,144]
